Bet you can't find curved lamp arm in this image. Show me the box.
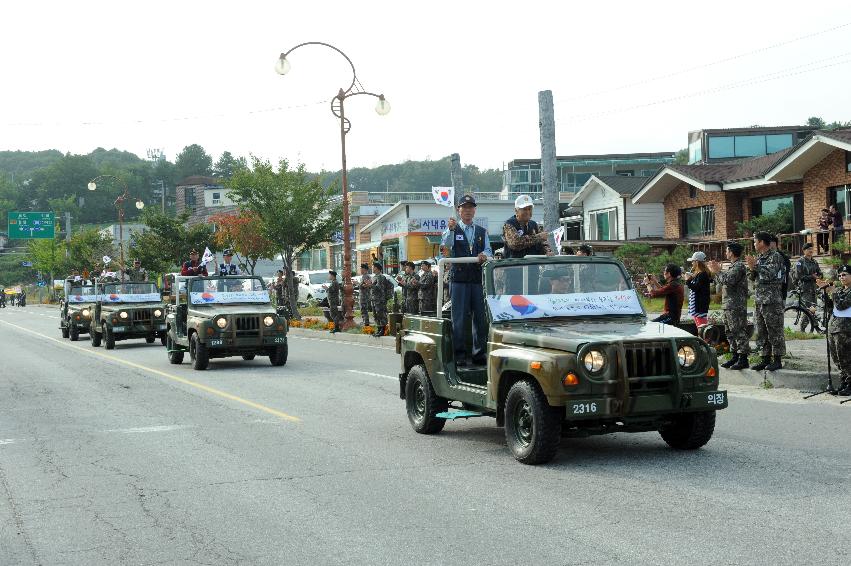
[276,41,357,95]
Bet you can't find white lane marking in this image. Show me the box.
[289,334,392,351]
[0,439,16,445]
[347,370,397,381]
[107,425,188,434]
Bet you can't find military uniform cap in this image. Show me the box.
[223,248,234,255]
[419,260,431,267]
[360,263,369,270]
[329,270,337,277]
[189,248,199,254]
[458,194,477,207]
[838,265,851,275]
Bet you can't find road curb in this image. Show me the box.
[720,367,829,391]
[287,326,395,348]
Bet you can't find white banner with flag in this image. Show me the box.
[552,226,565,254]
[431,186,454,208]
[201,247,214,266]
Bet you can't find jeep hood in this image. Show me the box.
[492,318,696,352]
[187,304,276,317]
[101,301,163,312]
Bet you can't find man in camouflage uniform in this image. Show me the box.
[418,261,437,316]
[326,270,342,333]
[821,264,851,396]
[123,259,148,282]
[370,262,391,337]
[400,262,420,315]
[746,232,786,371]
[793,243,822,331]
[356,263,371,327]
[708,242,750,370]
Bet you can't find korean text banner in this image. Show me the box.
[486,290,643,321]
[190,290,271,304]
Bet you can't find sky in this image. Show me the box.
[1,0,850,173]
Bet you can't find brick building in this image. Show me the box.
[633,129,851,245]
[174,176,235,225]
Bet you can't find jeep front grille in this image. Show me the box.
[132,309,151,324]
[235,316,260,335]
[623,342,672,378]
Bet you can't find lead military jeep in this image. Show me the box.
[89,279,167,349]
[59,279,97,341]
[164,274,288,370]
[398,256,728,465]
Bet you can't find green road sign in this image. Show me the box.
[7,211,57,239]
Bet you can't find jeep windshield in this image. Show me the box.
[486,261,643,321]
[188,277,270,305]
[66,286,97,302]
[100,283,160,303]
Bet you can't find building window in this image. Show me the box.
[681,205,715,238]
[589,208,617,240]
[184,187,195,209]
[688,186,697,199]
[639,169,657,177]
[510,170,529,184]
[831,185,851,218]
[766,133,794,154]
[707,133,795,160]
[708,136,735,159]
[846,151,851,173]
[617,170,634,176]
[530,169,541,183]
[734,135,766,157]
[752,193,803,233]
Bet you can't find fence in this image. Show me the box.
[689,228,850,261]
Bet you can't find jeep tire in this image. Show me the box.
[90,324,102,347]
[504,380,562,465]
[103,323,115,350]
[69,325,79,341]
[145,336,156,344]
[242,354,256,361]
[190,333,209,370]
[166,334,184,365]
[269,344,287,366]
[659,411,716,450]
[405,365,447,434]
[61,322,70,339]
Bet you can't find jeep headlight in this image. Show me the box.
[677,345,697,368]
[119,311,128,319]
[263,315,275,327]
[583,350,606,373]
[153,308,162,318]
[215,317,228,329]
[81,308,90,318]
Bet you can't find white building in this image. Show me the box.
[568,175,664,241]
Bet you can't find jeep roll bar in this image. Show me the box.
[436,257,482,313]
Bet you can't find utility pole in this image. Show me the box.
[64,212,71,259]
[538,90,559,238]
[450,153,464,206]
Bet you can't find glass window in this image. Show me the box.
[590,209,617,240]
[184,188,195,208]
[640,169,657,177]
[688,140,703,164]
[617,170,634,176]
[682,206,715,238]
[510,170,529,184]
[212,192,220,200]
[831,186,849,218]
[846,151,851,173]
[734,135,766,157]
[708,136,734,158]
[754,194,793,216]
[530,169,542,183]
[766,134,794,154]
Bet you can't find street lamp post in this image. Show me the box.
[275,42,390,330]
[87,175,145,282]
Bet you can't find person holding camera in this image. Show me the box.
[643,264,684,325]
[708,242,750,370]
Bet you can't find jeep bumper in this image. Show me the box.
[564,390,728,420]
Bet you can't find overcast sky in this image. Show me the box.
[2,1,850,173]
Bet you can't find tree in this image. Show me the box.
[209,210,275,275]
[806,116,826,129]
[674,148,689,165]
[66,228,116,275]
[213,151,248,180]
[174,144,213,182]
[131,209,215,274]
[27,236,67,297]
[736,203,794,237]
[226,158,342,318]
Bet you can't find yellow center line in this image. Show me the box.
[0,318,301,423]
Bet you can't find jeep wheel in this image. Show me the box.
[405,365,448,434]
[242,354,256,361]
[69,326,79,341]
[103,323,115,350]
[190,333,209,370]
[160,334,167,346]
[659,411,716,450]
[166,334,184,365]
[504,380,562,465]
[269,344,287,366]
[145,336,155,344]
[61,322,69,339]
[90,324,102,347]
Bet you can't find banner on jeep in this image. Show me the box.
[190,290,271,304]
[486,290,643,321]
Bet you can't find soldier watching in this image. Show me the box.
[417,261,437,316]
[356,263,371,327]
[502,194,552,258]
[794,243,822,331]
[181,249,208,276]
[400,261,420,315]
[817,264,851,396]
[370,262,392,337]
[326,270,342,333]
[708,242,750,370]
[746,232,786,372]
[218,249,242,276]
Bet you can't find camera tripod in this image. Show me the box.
[804,286,838,399]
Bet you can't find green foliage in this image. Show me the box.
[674,148,688,164]
[0,150,64,182]
[175,144,213,182]
[66,228,116,275]
[131,209,215,274]
[0,253,34,287]
[27,237,66,288]
[213,151,248,179]
[736,202,793,237]
[805,116,850,130]
[336,155,502,194]
[615,244,693,279]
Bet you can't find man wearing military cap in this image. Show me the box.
[818,264,851,395]
[326,270,342,333]
[181,249,208,276]
[123,258,149,282]
[218,249,242,276]
[418,261,437,316]
[356,263,372,327]
[369,262,392,336]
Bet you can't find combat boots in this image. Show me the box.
[765,356,783,372]
[730,354,750,370]
[751,356,771,371]
[837,375,851,396]
[721,354,739,369]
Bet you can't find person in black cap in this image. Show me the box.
[181,249,208,276]
[355,262,372,327]
[440,194,493,366]
[818,264,851,395]
[218,249,241,276]
[793,242,822,331]
[326,270,342,333]
[369,262,393,336]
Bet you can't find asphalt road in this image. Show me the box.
[1,306,849,566]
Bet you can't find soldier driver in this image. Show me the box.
[746,232,786,372]
[708,242,750,370]
[123,259,149,282]
[818,265,851,396]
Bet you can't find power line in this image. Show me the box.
[556,20,851,104]
[562,52,851,123]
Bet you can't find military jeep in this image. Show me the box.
[397,256,728,465]
[59,279,97,341]
[89,279,167,349]
[164,274,288,370]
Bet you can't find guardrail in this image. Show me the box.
[689,228,848,260]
